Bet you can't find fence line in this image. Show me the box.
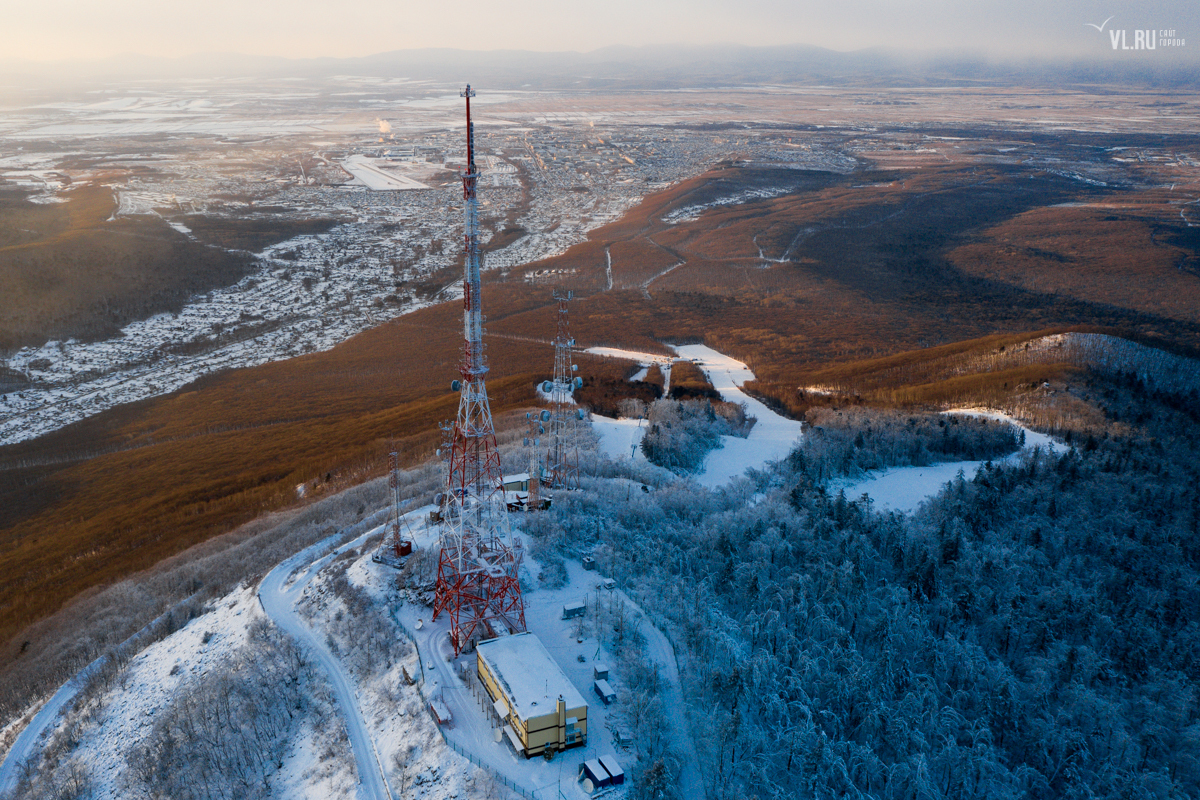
[389,607,547,799]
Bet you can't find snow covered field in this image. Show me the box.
[585,346,1062,515]
[672,344,806,488]
[591,416,650,464]
[835,410,1058,513]
[341,154,431,190]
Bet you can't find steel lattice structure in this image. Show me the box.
[432,85,526,656]
[547,291,582,490]
[523,410,545,511]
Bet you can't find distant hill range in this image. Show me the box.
[2,43,1197,89]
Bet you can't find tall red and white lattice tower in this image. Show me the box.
[432,85,526,656]
[547,291,583,490]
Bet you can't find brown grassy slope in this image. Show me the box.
[0,186,258,350]
[948,195,1200,325]
[491,162,1200,415]
[5,152,1200,651]
[668,359,720,401]
[0,297,578,646]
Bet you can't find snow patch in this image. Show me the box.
[836,410,1059,514]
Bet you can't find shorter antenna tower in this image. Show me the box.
[375,451,413,567]
[547,291,584,490]
[523,410,549,511]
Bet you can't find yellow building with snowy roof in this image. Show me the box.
[476,632,588,758]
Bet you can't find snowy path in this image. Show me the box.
[608,583,707,800]
[587,344,805,485]
[259,530,394,800]
[0,657,106,794]
[672,344,805,487]
[836,410,1058,513]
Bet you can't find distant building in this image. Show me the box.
[477,632,588,758]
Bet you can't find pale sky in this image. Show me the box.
[3,0,1196,62]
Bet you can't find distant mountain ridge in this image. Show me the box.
[1,43,1196,89]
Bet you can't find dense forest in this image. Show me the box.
[640,398,753,475]
[533,372,1200,799]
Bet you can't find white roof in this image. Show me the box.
[599,755,624,778]
[503,473,530,483]
[477,633,587,720]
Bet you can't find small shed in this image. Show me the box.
[580,759,611,791]
[502,473,531,492]
[593,664,609,681]
[582,556,597,571]
[593,679,616,705]
[599,755,625,786]
[562,600,586,620]
[430,698,452,725]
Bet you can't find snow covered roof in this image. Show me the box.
[477,632,587,720]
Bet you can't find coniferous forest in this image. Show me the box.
[532,371,1200,799]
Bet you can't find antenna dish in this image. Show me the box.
[451,379,461,391]
[540,410,551,422]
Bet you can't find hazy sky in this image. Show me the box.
[4,0,1197,62]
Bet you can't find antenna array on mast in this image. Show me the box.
[431,85,526,656]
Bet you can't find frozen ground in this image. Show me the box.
[587,344,805,487]
[835,409,1058,514]
[672,344,806,488]
[591,415,650,464]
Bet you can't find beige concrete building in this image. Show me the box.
[476,632,588,758]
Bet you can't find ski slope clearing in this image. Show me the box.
[672,344,806,487]
[836,409,1058,513]
[591,415,650,463]
[588,344,805,486]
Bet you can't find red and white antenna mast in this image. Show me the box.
[432,85,526,656]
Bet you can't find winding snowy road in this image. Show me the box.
[0,658,105,794]
[258,531,394,800]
